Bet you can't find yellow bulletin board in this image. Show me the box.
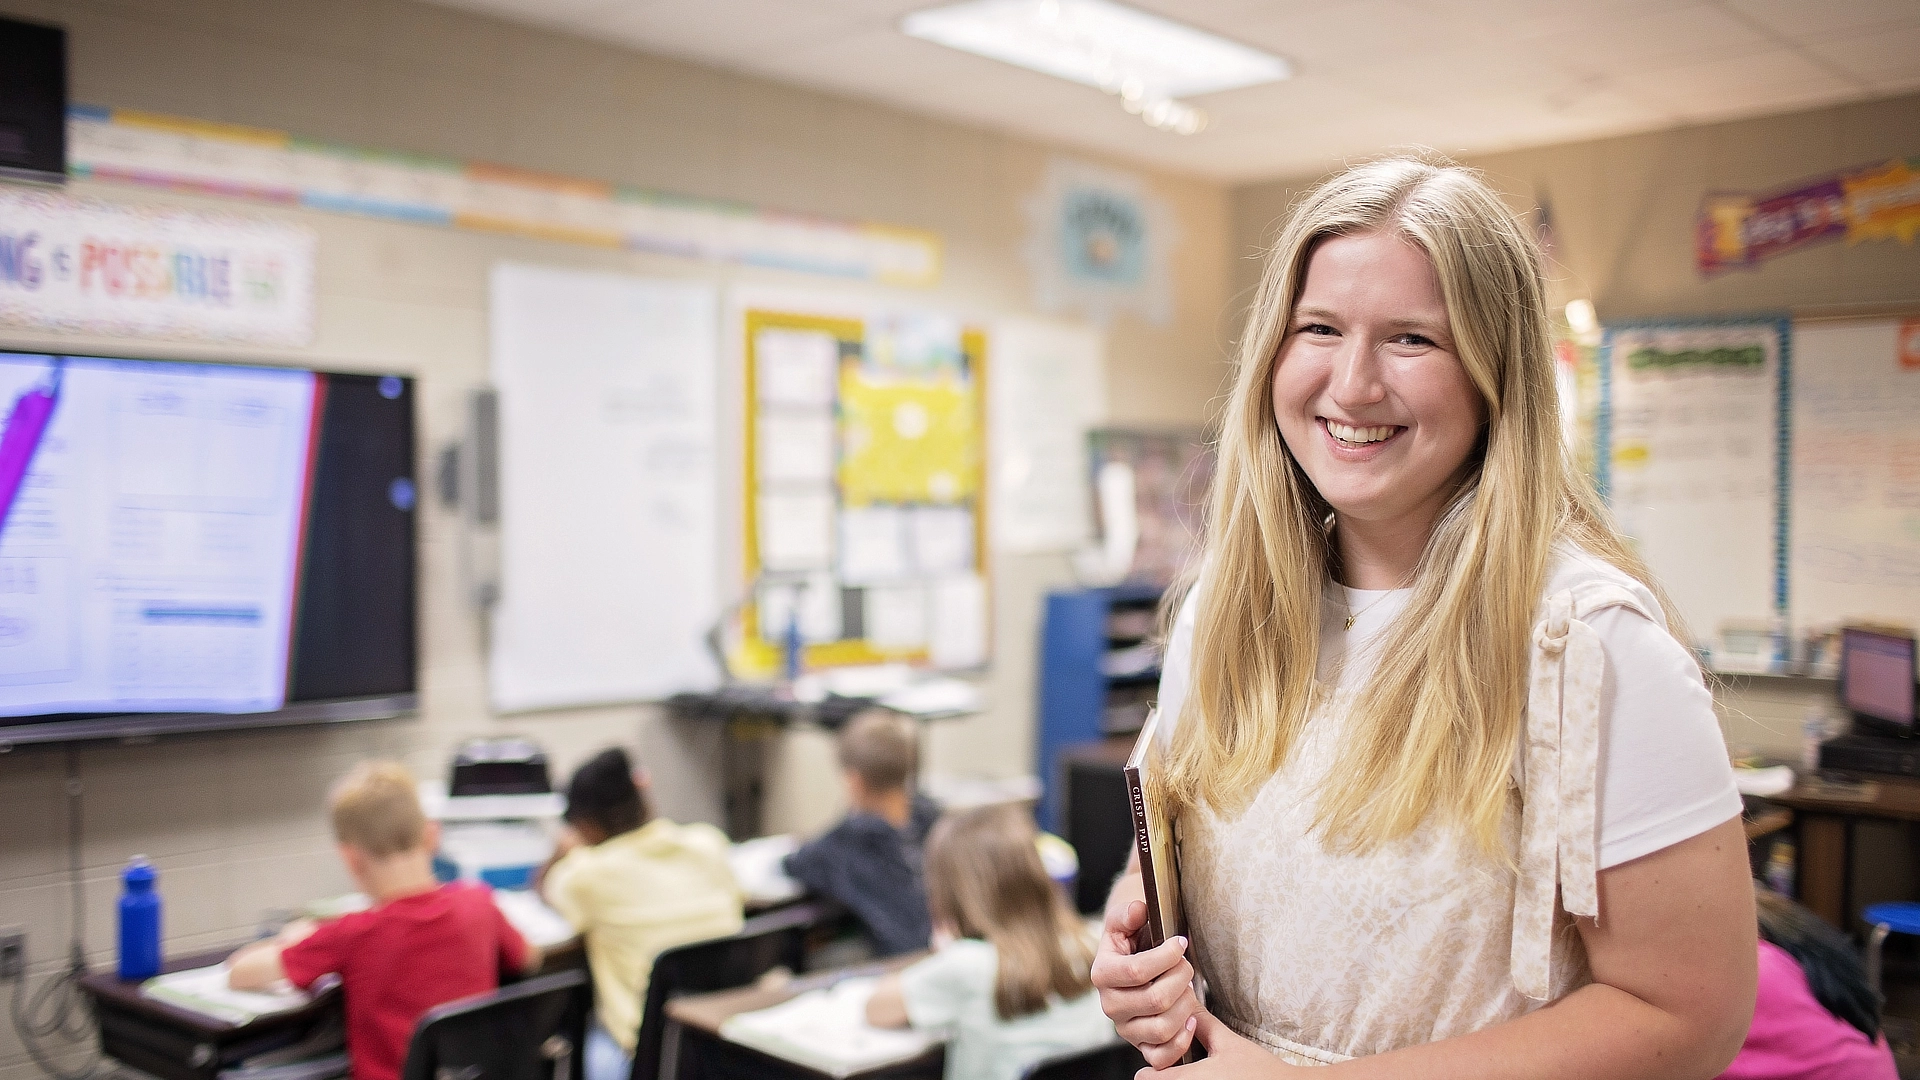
[738,308,989,675]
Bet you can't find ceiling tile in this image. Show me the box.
[416,0,1911,182]
[1719,0,1920,40]
[1800,23,1920,85]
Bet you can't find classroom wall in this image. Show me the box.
[0,3,1234,1076]
[1229,90,1920,325]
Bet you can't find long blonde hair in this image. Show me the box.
[1156,156,1674,855]
[923,805,1094,1020]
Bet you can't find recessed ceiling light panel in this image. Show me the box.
[902,0,1290,133]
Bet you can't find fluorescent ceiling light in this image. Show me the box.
[901,0,1290,99]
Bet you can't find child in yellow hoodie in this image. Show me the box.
[540,748,743,1080]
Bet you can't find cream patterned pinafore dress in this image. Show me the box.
[1179,579,1650,1065]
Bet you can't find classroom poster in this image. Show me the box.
[0,189,314,345]
[1696,155,1920,276]
[1604,320,1785,648]
[742,308,988,674]
[1791,318,1920,630]
[988,317,1106,553]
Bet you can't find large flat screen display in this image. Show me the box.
[0,351,416,745]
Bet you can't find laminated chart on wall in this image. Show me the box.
[742,310,988,675]
[1603,320,1787,646]
[988,318,1106,553]
[1791,318,1920,630]
[489,264,721,712]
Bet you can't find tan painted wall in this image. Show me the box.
[1230,90,1920,325]
[0,4,1234,1076]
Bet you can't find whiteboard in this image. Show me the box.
[1604,321,1783,645]
[488,264,721,712]
[1791,318,1920,630]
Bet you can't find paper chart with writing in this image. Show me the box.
[1607,323,1781,644]
[743,310,988,674]
[988,318,1106,553]
[1791,318,1920,630]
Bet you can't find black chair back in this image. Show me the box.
[400,969,591,1080]
[1022,1041,1147,1080]
[628,903,820,1080]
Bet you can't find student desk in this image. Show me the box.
[664,955,943,1080]
[77,900,585,1080]
[1770,776,1920,930]
[80,949,341,1080]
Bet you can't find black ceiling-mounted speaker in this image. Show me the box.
[0,16,66,185]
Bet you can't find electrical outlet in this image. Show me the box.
[0,926,23,981]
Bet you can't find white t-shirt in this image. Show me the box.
[1156,548,1741,870]
[899,938,1116,1080]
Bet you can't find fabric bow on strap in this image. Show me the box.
[1509,586,1623,1001]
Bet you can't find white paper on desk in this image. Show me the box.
[728,834,806,908]
[759,412,836,486]
[928,574,987,670]
[910,507,974,577]
[864,584,928,649]
[839,506,909,584]
[759,491,835,571]
[757,329,839,408]
[144,965,312,1025]
[720,978,939,1078]
[492,888,578,950]
[757,573,842,644]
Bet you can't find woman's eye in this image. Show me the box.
[1393,333,1435,347]
[1298,323,1337,336]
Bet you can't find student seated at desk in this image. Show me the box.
[784,708,941,956]
[866,805,1114,1080]
[1718,887,1898,1080]
[540,748,743,1080]
[228,762,530,1080]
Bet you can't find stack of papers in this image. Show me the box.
[1734,765,1795,797]
[144,965,313,1025]
[493,889,578,949]
[719,977,939,1078]
[728,835,806,908]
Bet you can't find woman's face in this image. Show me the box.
[1271,229,1486,533]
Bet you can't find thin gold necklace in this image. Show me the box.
[1341,576,1412,630]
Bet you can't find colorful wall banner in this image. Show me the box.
[66,106,941,287]
[0,188,315,345]
[1697,156,1920,276]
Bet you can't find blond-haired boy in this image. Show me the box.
[783,708,940,955]
[229,762,528,1080]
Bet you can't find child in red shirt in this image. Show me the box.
[229,762,530,1080]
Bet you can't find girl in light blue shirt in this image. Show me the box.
[867,805,1116,1080]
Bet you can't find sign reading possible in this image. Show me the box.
[0,189,315,346]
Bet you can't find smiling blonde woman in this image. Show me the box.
[1091,157,1756,1078]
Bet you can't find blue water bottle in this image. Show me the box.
[117,856,162,981]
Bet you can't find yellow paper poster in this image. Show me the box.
[838,370,979,506]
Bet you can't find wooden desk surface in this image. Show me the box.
[666,952,926,1036]
[1770,776,1920,820]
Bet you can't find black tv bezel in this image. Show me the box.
[1839,626,1918,739]
[0,349,419,749]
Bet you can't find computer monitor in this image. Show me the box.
[1840,627,1917,738]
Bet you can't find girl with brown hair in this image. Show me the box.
[866,804,1116,1080]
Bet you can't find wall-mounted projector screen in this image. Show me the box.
[0,351,416,746]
